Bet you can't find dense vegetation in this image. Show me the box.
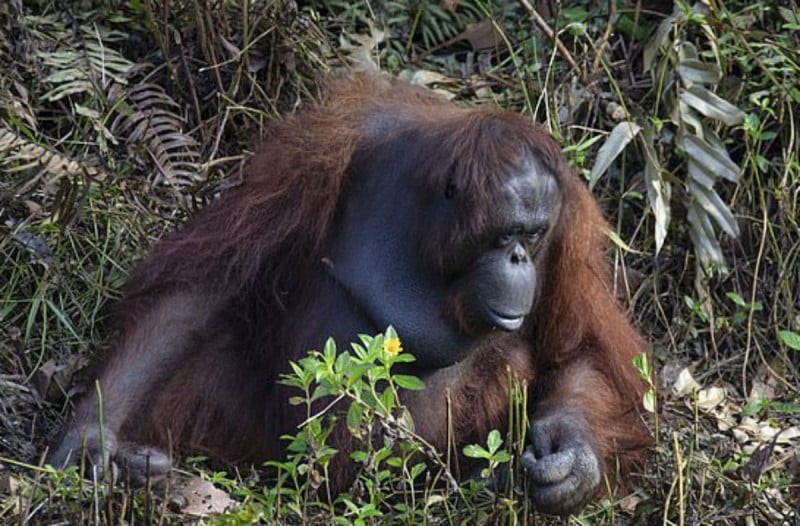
[0,1,797,524]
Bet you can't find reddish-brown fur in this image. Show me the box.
[63,74,650,495]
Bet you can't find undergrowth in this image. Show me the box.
[1,0,798,524]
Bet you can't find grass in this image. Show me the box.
[1,0,798,524]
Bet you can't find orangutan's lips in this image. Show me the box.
[487,307,525,331]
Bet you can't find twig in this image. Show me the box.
[592,0,617,74]
[517,0,585,82]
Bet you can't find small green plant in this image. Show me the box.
[263,327,461,523]
[633,352,657,415]
[726,291,763,316]
[463,429,512,479]
[247,327,530,523]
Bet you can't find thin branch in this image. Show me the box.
[593,0,617,74]
[517,0,585,82]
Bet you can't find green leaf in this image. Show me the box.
[346,402,363,434]
[561,7,589,23]
[380,387,396,412]
[778,6,800,24]
[400,407,415,432]
[391,353,417,364]
[394,374,426,391]
[288,361,306,380]
[615,14,650,40]
[493,451,512,463]
[373,446,392,464]
[606,228,645,255]
[677,59,722,85]
[351,342,368,359]
[386,457,402,468]
[589,121,641,190]
[463,444,489,459]
[356,334,374,348]
[681,134,740,184]
[486,430,503,453]
[342,498,359,515]
[643,389,656,413]
[644,11,680,72]
[285,432,309,453]
[743,399,765,417]
[323,338,337,362]
[726,292,747,307]
[679,85,746,126]
[687,182,740,238]
[642,136,670,253]
[334,350,350,372]
[778,330,800,350]
[771,402,800,414]
[633,352,653,379]
[345,364,367,389]
[367,365,389,383]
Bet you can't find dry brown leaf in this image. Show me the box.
[32,359,72,403]
[399,70,455,100]
[696,386,726,411]
[732,419,800,449]
[672,367,701,397]
[173,477,236,517]
[708,401,737,431]
[24,200,43,216]
[617,493,642,513]
[747,359,784,405]
[778,426,800,443]
[449,19,498,51]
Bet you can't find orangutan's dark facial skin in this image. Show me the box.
[326,151,560,369]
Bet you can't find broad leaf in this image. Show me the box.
[778,330,800,351]
[346,403,363,434]
[687,181,740,238]
[394,374,425,391]
[680,85,746,126]
[589,121,641,189]
[677,59,722,85]
[681,134,740,183]
[644,11,680,72]
[643,136,670,253]
[687,202,725,265]
[687,160,716,188]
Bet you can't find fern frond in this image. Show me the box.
[111,82,202,187]
[0,124,107,181]
[38,39,134,102]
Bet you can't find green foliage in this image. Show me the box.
[777,330,800,351]
[214,327,530,523]
[463,430,512,479]
[633,352,657,415]
[643,2,745,271]
[277,327,428,492]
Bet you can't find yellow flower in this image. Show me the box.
[383,337,403,356]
